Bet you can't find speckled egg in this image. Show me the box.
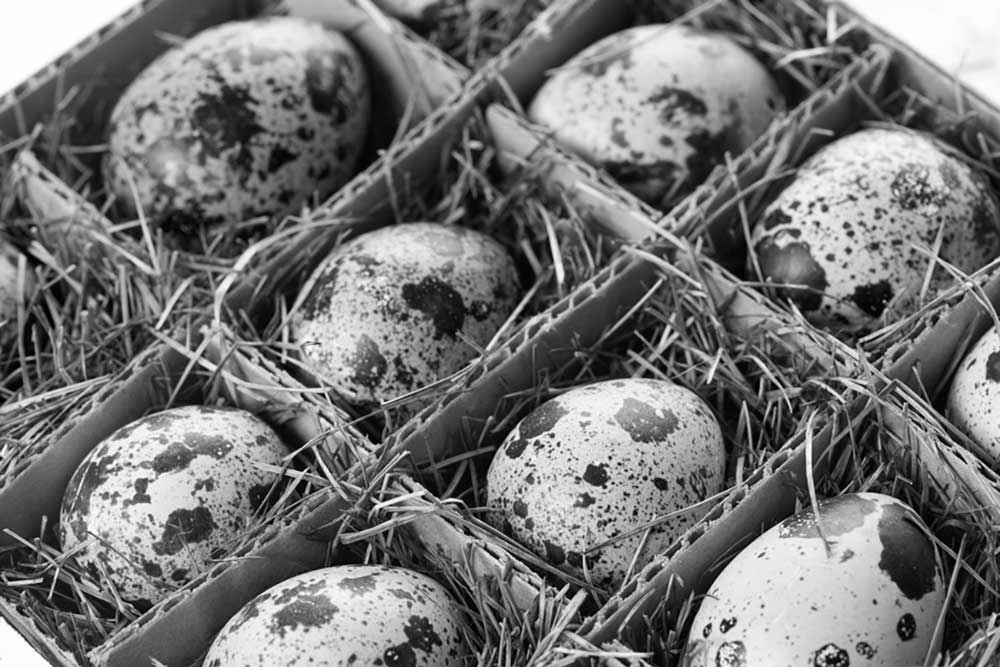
[682,493,946,667]
[0,240,34,346]
[59,405,288,608]
[947,326,1000,462]
[290,222,519,411]
[751,127,1000,331]
[204,564,466,666]
[528,24,784,208]
[104,17,370,232]
[486,378,725,590]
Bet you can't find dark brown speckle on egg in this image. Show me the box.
[876,503,939,600]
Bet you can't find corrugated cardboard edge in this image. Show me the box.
[0,601,78,667]
[828,0,1000,141]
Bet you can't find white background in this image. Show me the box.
[2,0,1000,665]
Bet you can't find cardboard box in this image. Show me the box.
[6,0,1000,665]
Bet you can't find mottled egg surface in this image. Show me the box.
[0,241,34,345]
[528,24,784,207]
[290,222,519,411]
[947,326,1000,461]
[104,17,370,231]
[59,405,287,608]
[486,378,724,590]
[751,127,1000,331]
[204,564,466,666]
[682,493,946,667]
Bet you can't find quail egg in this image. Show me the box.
[290,222,520,413]
[59,405,288,608]
[528,24,784,207]
[682,493,946,666]
[486,378,725,589]
[104,17,371,233]
[751,127,1000,331]
[204,564,466,666]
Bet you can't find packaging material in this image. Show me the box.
[7,0,1000,664]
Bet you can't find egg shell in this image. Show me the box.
[947,326,1000,461]
[682,493,946,667]
[486,378,725,590]
[528,24,784,207]
[104,17,370,231]
[204,564,466,666]
[0,240,34,346]
[290,222,520,410]
[59,405,288,608]
[751,127,1000,331]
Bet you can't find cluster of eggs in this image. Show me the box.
[22,3,995,666]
